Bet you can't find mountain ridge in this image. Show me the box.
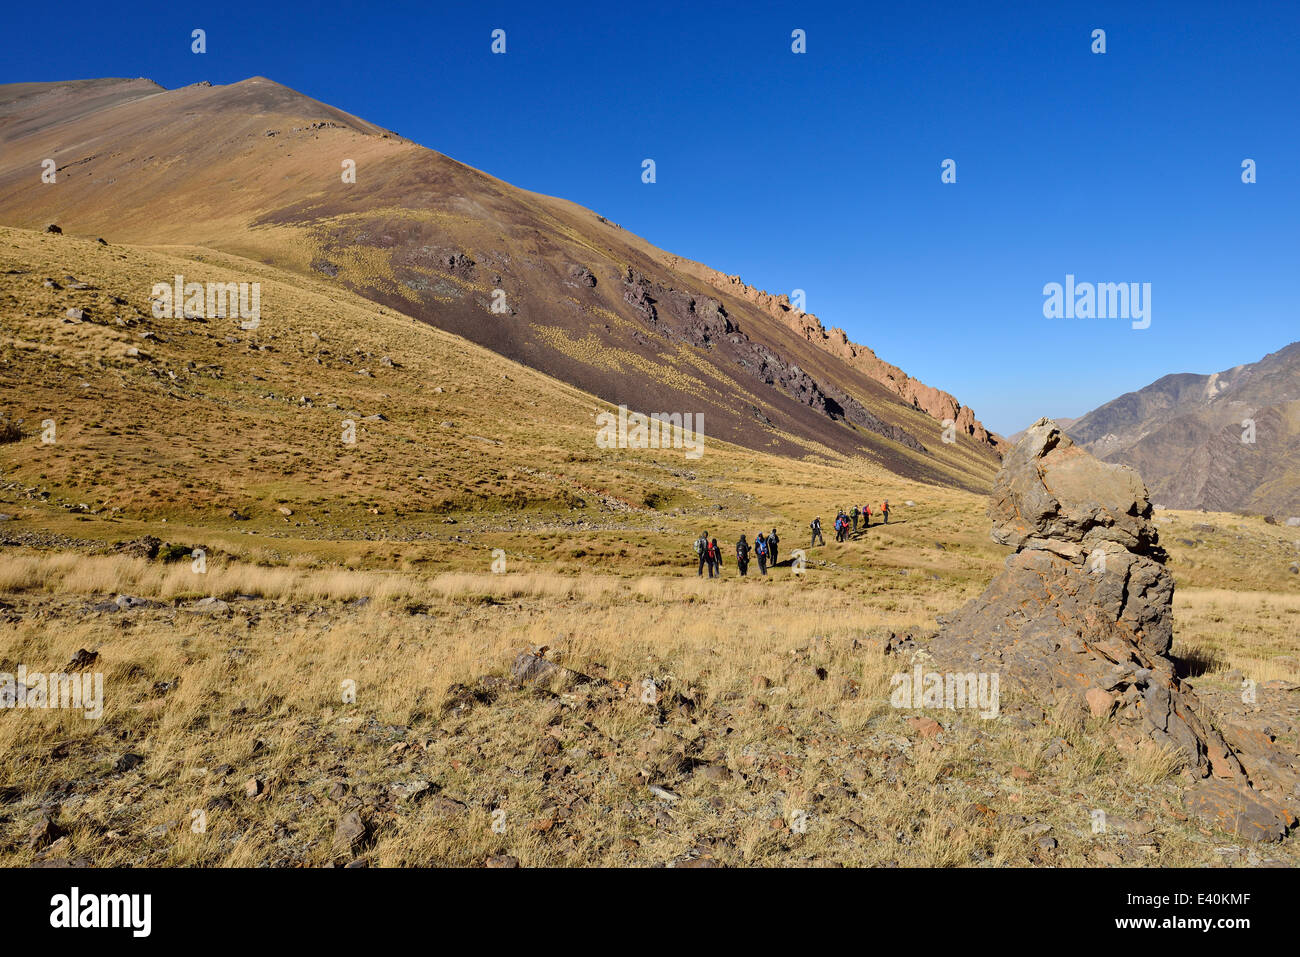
[1060,341,1300,514]
[0,75,1003,490]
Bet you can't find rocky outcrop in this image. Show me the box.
[682,265,1005,453]
[620,268,925,451]
[929,418,1296,841]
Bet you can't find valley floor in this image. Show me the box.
[0,507,1297,868]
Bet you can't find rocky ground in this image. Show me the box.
[1,574,1297,868]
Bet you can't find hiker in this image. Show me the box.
[707,537,722,577]
[851,505,860,531]
[755,532,769,575]
[810,516,825,547]
[736,535,750,576]
[768,528,779,566]
[881,500,890,524]
[695,530,709,576]
[863,503,871,528]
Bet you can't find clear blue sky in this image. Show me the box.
[4,0,1297,433]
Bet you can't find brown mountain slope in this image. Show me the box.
[0,75,1001,490]
[1066,342,1300,515]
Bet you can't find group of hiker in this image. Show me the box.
[693,500,893,577]
[827,500,889,542]
[695,528,780,577]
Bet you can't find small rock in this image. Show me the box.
[114,752,144,773]
[906,716,942,738]
[27,814,62,850]
[333,812,369,855]
[64,648,98,671]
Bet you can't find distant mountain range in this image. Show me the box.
[1036,342,1300,516]
[0,76,1004,491]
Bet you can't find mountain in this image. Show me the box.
[1064,342,1300,515]
[0,76,1002,491]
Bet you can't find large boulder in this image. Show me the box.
[989,417,1161,561]
[929,418,1295,840]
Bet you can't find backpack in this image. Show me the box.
[736,542,746,560]
[756,538,767,556]
[694,537,705,556]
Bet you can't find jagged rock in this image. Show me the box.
[44,224,62,234]
[929,418,1294,841]
[695,267,1003,451]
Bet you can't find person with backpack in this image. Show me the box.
[755,532,769,575]
[881,500,890,524]
[707,537,723,577]
[695,531,709,576]
[768,528,779,566]
[736,535,750,576]
[810,516,824,547]
[851,505,860,531]
[863,503,871,528]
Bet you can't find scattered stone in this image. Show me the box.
[907,717,942,738]
[510,650,585,688]
[188,597,232,616]
[244,777,262,799]
[44,224,62,234]
[64,648,98,671]
[27,814,62,850]
[333,812,369,855]
[114,752,144,773]
[389,779,431,802]
[697,764,732,783]
[485,854,520,868]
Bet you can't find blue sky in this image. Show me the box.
[4,0,1297,433]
